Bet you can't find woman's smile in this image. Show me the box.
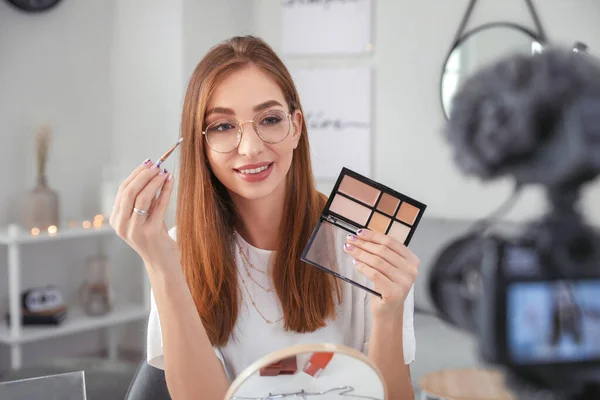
[233,161,274,182]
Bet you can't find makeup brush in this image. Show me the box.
[156,137,183,167]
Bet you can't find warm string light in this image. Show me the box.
[28,215,108,236]
[93,214,105,228]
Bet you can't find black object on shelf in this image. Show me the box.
[5,307,68,326]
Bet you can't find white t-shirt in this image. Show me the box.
[147,226,415,381]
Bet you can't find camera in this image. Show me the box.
[429,44,600,400]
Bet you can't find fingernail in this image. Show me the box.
[167,173,174,181]
[142,158,151,165]
[344,243,354,251]
[347,234,357,241]
[352,259,359,265]
[357,229,366,237]
[159,168,168,176]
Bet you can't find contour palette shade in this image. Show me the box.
[301,167,427,297]
[331,176,422,243]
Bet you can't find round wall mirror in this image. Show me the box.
[224,343,387,399]
[441,22,545,118]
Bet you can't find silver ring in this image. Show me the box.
[133,207,149,216]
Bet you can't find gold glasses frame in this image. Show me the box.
[202,109,293,153]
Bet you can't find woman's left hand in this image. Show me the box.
[343,229,420,317]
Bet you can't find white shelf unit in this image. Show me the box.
[0,224,151,370]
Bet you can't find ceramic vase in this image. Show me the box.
[22,175,60,231]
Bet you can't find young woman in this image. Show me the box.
[111,36,420,399]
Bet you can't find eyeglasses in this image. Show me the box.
[202,109,292,153]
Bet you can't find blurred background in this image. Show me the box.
[1,0,600,398]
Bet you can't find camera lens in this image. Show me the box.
[568,235,593,264]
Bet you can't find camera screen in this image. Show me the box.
[507,280,600,364]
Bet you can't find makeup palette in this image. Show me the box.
[301,167,427,297]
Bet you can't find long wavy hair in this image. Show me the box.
[176,36,342,346]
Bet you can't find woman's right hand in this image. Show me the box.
[109,159,178,272]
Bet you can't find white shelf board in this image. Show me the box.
[0,303,149,345]
[0,225,115,245]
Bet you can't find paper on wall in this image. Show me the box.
[282,0,373,55]
[291,67,372,180]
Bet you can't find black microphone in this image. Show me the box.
[443,45,600,192]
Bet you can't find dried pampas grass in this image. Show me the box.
[36,124,52,181]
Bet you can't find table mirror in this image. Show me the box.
[224,343,387,399]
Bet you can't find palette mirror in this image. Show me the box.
[441,22,545,118]
[224,343,387,400]
[301,168,426,297]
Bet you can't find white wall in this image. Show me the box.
[0,0,113,226]
[183,0,254,82]
[0,0,116,370]
[253,0,600,225]
[110,0,184,174]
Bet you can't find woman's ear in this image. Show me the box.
[291,110,303,149]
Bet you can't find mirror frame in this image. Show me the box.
[440,21,547,119]
[224,343,389,399]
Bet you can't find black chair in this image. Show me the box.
[124,360,171,400]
